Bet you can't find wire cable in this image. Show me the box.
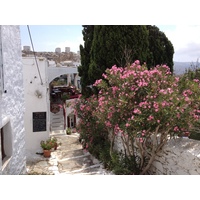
[27,25,43,85]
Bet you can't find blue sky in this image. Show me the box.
[20,25,200,63]
[20,25,83,53]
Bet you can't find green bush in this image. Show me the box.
[110,152,142,175]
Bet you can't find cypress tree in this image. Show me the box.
[88,25,149,84]
[146,25,174,72]
[78,25,94,97]
[78,25,174,97]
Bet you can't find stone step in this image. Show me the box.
[51,117,64,121]
[51,122,65,125]
[62,164,101,174]
[51,127,65,131]
[51,122,64,126]
[51,116,63,120]
[58,154,95,173]
[50,130,66,136]
[56,149,85,160]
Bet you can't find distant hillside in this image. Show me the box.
[173,62,194,75]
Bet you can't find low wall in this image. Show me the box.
[148,137,200,175]
[114,134,200,175]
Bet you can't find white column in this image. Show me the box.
[67,74,71,86]
[74,73,78,87]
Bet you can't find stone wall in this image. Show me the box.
[148,137,200,175]
[113,133,200,175]
[0,25,26,174]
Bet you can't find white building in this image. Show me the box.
[22,57,50,160]
[23,56,80,157]
[23,45,31,51]
[65,47,70,53]
[55,47,61,53]
[0,26,26,175]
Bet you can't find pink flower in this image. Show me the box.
[147,115,154,121]
[139,138,143,143]
[102,73,107,79]
[131,115,134,120]
[108,112,112,118]
[93,79,102,86]
[105,121,112,127]
[134,60,140,65]
[174,126,179,132]
[142,130,146,136]
[133,108,141,114]
[193,79,199,83]
[112,86,118,94]
[126,123,130,127]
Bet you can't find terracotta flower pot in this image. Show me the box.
[43,150,51,158]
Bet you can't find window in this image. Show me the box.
[1,128,6,161]
[0,25,4,95]
[0,120,13,166]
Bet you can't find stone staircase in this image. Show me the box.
[55,133,110,175]
[26,132,113,175]
[50,109,65,131]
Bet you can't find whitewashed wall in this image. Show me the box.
[148,137,200,175]
[0,25,26,175]
[113,134,200,175]
[22,57,50,160]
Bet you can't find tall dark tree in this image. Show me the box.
[78,25,174,97]
[146,25,174,72]
[88,25,149,85]
[78,25,94,97]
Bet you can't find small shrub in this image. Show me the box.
[66,128,72,135]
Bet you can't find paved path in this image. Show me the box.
[26,131,113,175]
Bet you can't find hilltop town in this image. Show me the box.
[22,46,81,63]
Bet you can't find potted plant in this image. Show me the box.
[40,139,53,157]
[66,127,72,135]
[50,137,62,150]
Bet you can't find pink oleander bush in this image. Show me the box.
[74,60,200,174]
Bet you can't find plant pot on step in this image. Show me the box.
[40,139,53,158]
[43,149,51,158]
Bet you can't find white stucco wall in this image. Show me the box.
[22,57,50,160]
[113,133,200,175]
[148,137,200,175]
[0,25,26,175]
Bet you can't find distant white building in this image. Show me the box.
[23,45,31,51]
[0,25,26,175]
[65,47,70,53]
[55,47,61,53]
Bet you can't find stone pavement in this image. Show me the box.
[26,131,113,175]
